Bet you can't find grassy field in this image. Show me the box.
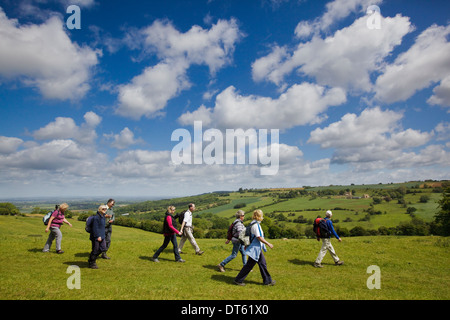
[0,215,449,300]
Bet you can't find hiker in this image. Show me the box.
[152,206,185,263]
[43,203,72,254]
[178,203,204,255]
[234,209,276,286]
[314,210,344,268]
[102,198,115,260]
[217,210,247,272]
[88,205,108,269]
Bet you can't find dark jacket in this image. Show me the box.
[90,211,106,241]
[162,211,179,236]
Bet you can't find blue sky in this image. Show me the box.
[0,0,449,199]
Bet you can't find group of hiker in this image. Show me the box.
[43,201,344,285]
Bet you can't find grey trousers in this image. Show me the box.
[43,227,62,252]
[105,225,112,252]
[178,226,200,253]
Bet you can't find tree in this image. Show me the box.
[0,203,20,215]
[434,187,450,236]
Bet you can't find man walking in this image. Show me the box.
[178,203,204,255]
[314,210,344,268]
[102,198,115,259]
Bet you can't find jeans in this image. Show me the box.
[153,234,182,261]
[43,227,62,252]
[220,241,247,267]
[235,251,272,285]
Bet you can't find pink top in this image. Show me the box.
[50,210,65,228]
[164,215,179,236]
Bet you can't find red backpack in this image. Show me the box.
[313,218,331,238]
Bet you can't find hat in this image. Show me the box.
[326,210,332,217]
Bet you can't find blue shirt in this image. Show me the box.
[244,220,266,262]
[325,217,340,239]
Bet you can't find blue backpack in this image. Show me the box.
[313,217,331,238]
[85,215,95,233]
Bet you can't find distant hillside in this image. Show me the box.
[108,180,448,239]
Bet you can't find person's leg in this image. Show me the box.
[326,240,340,263]
[239,244,247,266]
[256,252,273,285]
[235,256,257,284]
[220,242,240,267]
[170,234,182,261]
[89,240,101,269]
[314,238,328,266]
[178,230,187,252]
[53,227,62,252]
[103,226,112,258]
[43,229,56,252]
[185,227,201,253]
[153,236,171,259]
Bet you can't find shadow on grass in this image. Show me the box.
[210,274,262,286]
[75,252,89,257]
[288,259,313,266]
[62,261,90,268]
[139,255,180,262]
[206,265,267,286]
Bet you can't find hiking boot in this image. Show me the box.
[314,263,323,268]
[152,258,160,262]
[335,260,344,266]
[88,259,98,269]
[217,264,225,272]
[196,250,204,255]
[101,252,111,259]
[265,280,276,286]
[89,263,99,269]
[176,259,186,263]
[56,250,64,254]
[234,281,246,286]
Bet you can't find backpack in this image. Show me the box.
[85,215,95,233]
[227,220,243,241]
[175,210,186,225]
[43,211,53,225]
[238,221,257,246]
[313,217,330,238]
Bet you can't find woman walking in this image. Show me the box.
[152,206,185,263]
[43,203,72,254]
[234,209,275,286]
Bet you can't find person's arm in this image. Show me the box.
[92,216,102,241]
[63,218,72,227]
[328,220,341,241]
[167,216,181,235]
[257,236,274,249]
[45,216,55,232]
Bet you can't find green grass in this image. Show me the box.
[0,215,449,300]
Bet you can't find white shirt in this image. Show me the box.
[250,220,265,250]
[183,210,193,227]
